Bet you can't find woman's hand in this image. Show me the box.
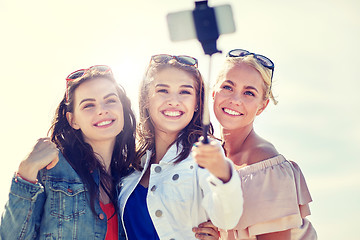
[193,220,219,240]
[192,139,231,183]
[17,138,59,182]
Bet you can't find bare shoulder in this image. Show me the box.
[245,136,279,165]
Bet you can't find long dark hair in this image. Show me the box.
[135,59,213,169]
[49,69,136,215]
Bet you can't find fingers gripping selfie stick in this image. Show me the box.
[167,0,235,144]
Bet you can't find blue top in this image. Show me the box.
[124,184,160,240]
[0,153,125,240]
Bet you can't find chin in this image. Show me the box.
[219,121,239,131]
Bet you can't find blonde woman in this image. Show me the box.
[193,49,317,240]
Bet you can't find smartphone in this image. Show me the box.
[167,4,235,42]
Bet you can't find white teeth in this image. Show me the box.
[164,111,181,117]
[97,120,112,126]
[224,108,241,116]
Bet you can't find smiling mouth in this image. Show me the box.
[95,120,114,127]
[223,108,242,116]
[162,110,183,117]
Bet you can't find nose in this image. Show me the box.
[229,92,242,106]
[167,93,180,107]
[98,103,109,115]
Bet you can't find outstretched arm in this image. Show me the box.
[193,139,243,230]
[192,140,231,183]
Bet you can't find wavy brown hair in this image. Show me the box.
[49,69,136,215]
[135,59,213,170]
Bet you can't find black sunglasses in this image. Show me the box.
[151,54,198,68]
[227,49,274,89]
[227,49,274,70]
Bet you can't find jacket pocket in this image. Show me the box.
[49,180,87,220]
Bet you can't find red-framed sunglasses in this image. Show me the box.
[65,65,112,103]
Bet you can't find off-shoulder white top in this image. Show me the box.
[219,155,317,240]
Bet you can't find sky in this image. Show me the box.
[0,0,359,239]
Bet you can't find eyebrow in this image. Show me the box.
[244,86,259,93]
[78,93,118,105]
[155,84,194,89]
[223,80,259,93]
[181,84,194,89]
[223,80,235,86]
[79,98,95,105]
[104,93,118,99]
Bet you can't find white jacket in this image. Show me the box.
[118,143,243,240]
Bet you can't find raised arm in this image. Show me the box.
[0,138,58,239]
[193,140,231,183]
[193,139,243,230]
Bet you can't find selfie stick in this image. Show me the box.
[192,0,221,144]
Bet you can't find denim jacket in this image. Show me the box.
[0,152,125,240]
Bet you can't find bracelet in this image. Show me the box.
[14,172,38,184]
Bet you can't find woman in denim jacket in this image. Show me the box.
[0,66,136,240]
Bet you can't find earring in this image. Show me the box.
[195,106,199,112]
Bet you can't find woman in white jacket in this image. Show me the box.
[117,54,243,240]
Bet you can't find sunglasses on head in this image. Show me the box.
[65,65,112,103]
[151,54,198,68]
[227,49,274,86]
[227,49,274,70]
[66,65,112,81]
